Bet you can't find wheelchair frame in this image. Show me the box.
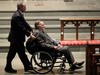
[30,51,68,74]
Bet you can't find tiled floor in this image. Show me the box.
[0,52,86,75]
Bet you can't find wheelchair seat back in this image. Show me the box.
[26,38,39,54]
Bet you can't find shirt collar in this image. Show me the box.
[18,10,24,16]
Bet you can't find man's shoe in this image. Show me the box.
[25,66,33,72]
[5,68,17,73]
[69,64,83,71]
[76,61,85,66]
[24,70,30,74]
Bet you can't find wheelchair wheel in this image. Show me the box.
[57,68,64,74]
[57,63,66,74]
[31,51,54,74]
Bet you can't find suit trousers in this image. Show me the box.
[6,42,30,69]
[58,46,75,64]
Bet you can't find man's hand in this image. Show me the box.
[58,44,62,48]
[32,30,34,33]
[30,34,36,40]
[54,46,58,50]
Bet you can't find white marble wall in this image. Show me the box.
[0,0,100,11]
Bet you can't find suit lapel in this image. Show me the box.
[39,30,46,38]
[40,30,52,42]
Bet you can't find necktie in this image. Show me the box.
[42,31,57,46]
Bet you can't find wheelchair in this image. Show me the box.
[29,50,68,74]
[26,38,68,74]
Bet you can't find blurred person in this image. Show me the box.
[5,2,35,73]
[28,20,84,71]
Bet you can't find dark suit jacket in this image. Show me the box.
[8,10,33,43]
[26,29,58,54]
[34,29,58,49]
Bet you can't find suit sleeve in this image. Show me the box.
[24,21,33,31]
[15,16,31,37]
[34,32,54,49]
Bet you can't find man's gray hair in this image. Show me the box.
[17,2,24,10]
[34,20,42,29]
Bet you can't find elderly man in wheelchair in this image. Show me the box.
[26,20,84,74]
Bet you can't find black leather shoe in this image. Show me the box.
[25,66,33,72]
[69,64,83,71]
[5,68,17,73]
[24,67,34,74]
[76,61,85,66]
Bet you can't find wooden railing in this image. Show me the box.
[59,18,100,41]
